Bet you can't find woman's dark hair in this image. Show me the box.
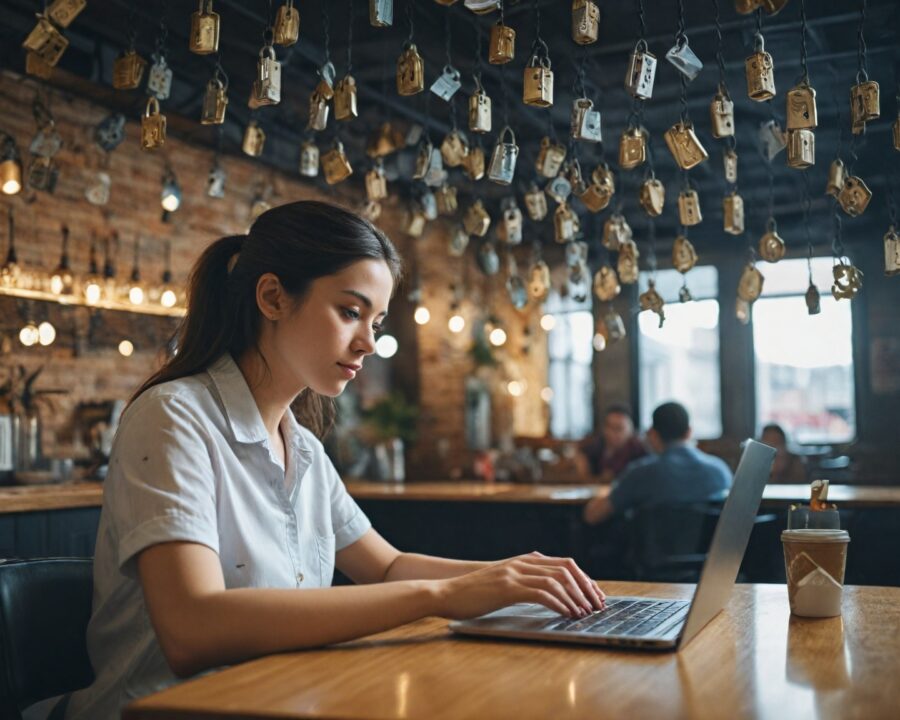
[761,423,788,443]
[131,201,403,437]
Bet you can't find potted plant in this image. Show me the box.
[360,392,418,482]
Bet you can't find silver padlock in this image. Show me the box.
[625,40,657,99]
[299,140,319,177]
[369,0,393,27]
[571,98,602,143]
[253,44,282,106]
[759,119,786,160]
[449,226,470,257]
[29,126,62,158]
[430,65,462,102]
[308,91,329,131]
[147,54,173,100]
[524,182,548,221]
[545,174,572,205]
[497,198,523,245]
[665,36,703,81]
[85,171,111,205]
[425,146,447,187]
[420,190,438,220]
[206,163,226,198]
[487,126,518,186]
[94,113,126,152]
[723,147,738,184]
[786,128,815,169]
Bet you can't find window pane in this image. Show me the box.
[757,256,836,296]
[640,265,719,303]
[638,269,722,439]
[548,303,594,440]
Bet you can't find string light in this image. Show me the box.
[37,321,56,346]
[375,334,399,358]
[118,339,134,357]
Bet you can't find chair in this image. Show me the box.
[0,558,94,720]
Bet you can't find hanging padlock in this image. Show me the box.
[571,98,602,143]
[678,189,702,226]
[566,240,588,268]
[206,163,226,198]
[369,0,393,27]
[431,65,462,102]
[572,0,600,45]
[745,34,776,101]
[466,1,501,15]
[253,44,282,106]
[464,199,491,237]
[85,171,111,205]
[334,75,359,121]
[200,72,228,125]
[507,260,529,308]
[274,0,300,46]
[602,309,627,342]
[47,0,86,28]
[405,206,427,237]
[672,235,698,273]
[849,78,880,135]
[366,122,400,158]
[95,113,126,152]
[786,82,818,130]
[140,96,167,151]
[545,173,572,206]
[299,139,319,177]
[710,88,735,138]
[360,200,381,222]
[758,225,785,263]
[639,280,666,328]
[26,51,54,80]
[759,119,787,160]
[738,263,764,303]
[831,262,863,301]
[893,113,900,151]
[826,158,846,197]
[488,126,519,185]
[602,214,632,251]
[625,40,657,99]
[22,14,68,67]
[425,146,447,187]
[578,182,612,213]
[365,162,388,201]
[464,144,486,181]
[523,44,554,108]
[593,265,621,302]
[554,203,579,243]
[569,260,590,303]
[449,225,469,256]
[665,36,703,81]
[322,140,353,185]
[27,155,59,193]
[735,0,763,12]
[884,226,900,276]
[189,0,220,55]
[664,121,708,170]
[436,184,458,215]
[497,199,523,245]
[535,136,567,178]
[489,21,515,64]
[786,128,815,169]
[422,190,438,221]
[441,129,470,168]
[314,61,336,100]
[723,192,745,235]
[619,126,647,170]
[529,260,551,301]
[308,91,330,131]
[396,44,425,96]
[805,282,821,315]
[838,176,873,217]
[113,49,147,90]
[241,120,265,157]
[617,239,640,284]
[723,147,738,184]
[524,182,548,221]
[590,163,615,195]
[469,83,492,134]
[147,54,173,101]
[639,177,666,217]
[679,285,693,303]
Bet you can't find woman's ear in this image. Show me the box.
[256,273,286,321]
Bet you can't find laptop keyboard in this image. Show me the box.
[542,598,689,637]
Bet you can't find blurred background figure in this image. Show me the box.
[760,423,808,484]
[576,405,647,483]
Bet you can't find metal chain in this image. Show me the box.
[321,2,330,63]
[500,62,509,127]
[799,0,809,85]
[574,47,587,98]
[802,169,814,280]
[712,0,727,89]
[831,201,845,259]
[636,0,646,40]
[676,0,689,123]
[646,216,657,275]
[547,105,557,142]
[346,0,353,75]
[675,0,687,45]
[445,8,453,67]
[155,0,169,58]
[856,0,868,83]
[406,0,415,45]
[679,72,689,124]
[531,0,542,55]
[126,0,138,51]
[887,165,899,227]
[766,144,775,223]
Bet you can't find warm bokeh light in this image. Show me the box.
[448,314,465,333]
[118,339,134,357]
[414,305,431,325]
[19,322,39,346]
[592,333,607,352]
[84,281,102,305]
[507,380,524,397]
[38,321,56,346]
[128,284,145,305]
[489,327,507,346]
[540,313,556,331]
[375,334,398,358]
[540,386,554,403]
[160,288,178,308]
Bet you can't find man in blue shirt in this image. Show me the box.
[582,402,732,525]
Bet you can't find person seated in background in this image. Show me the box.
[576,405,648,483]
[760,423,808,484]
[582,402,733,525]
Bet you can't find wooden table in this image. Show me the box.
[0,480,103,513]
[123,582,899,720]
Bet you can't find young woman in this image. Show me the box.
[65,201,605,720]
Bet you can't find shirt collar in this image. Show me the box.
[207,353,269,444]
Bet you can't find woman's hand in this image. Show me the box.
[432,551,606,620]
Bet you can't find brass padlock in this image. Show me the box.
[405,207,427,238]
[464,144,485,181]
[22,14,68,67]
[735,0,763,13]
[322,140,353,185]
[590,164,615,195]
[710,89,735,138]
[242,120,265,157]
[593,266,621,302]
[335,75,358,121]
[441,130,470,168]
[498,200,523,245]
[664,121,708,170]
[826,158,846,196]
[625,40,657,99]
[464,199,491,237]
[436,184,458,215]
[47,0,86,28]
[489,22,515,64]
[884,226,900,276]
[253,44,281,106]
[113,49,146,90]
[360,200,381,222]
[572,0,600,45]
[367,122,400,158]
[299,140,319,177]
[523,48,554,108]
[745,36,776,101]
[140,96,166,151]
[677,189,702,226]
[535,136,566,178]
[893,114,900,151]
[738,263,764,302]
[602,310,627,342]
[617,239,640,284]
[571,98,602,143]
[639,177,666,216]
[786,128,815,169]
[524,182,548,221]
[397,44,425,96]
[831,262,863,301]
[370,0,393,27]
[786,82,818,130]
[578,181,612,213]
[639,280,666,328]
[554,202,579,243]
[308,91,330,131]
[200,74,228,125]
[723,147,738,184]
[850,79,880,135]
[838,176,872,217]
[619,126,646,170]
[759,226,785,262]
[529,260,551,301]
[487,126,519,185]
[190,1,220,55]
[723,192,745,235]
[274,1,300,46]
[26,52,54,80]
[469,86,492,134]
[365,163,388,201]
[672,235,698,273]
[602,214,631,251]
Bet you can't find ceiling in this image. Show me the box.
[1,0,899,257]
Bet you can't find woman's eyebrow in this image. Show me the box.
[341,290,388,318]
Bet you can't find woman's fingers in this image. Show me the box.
[511,562,594,614]
[517,553,605,611]
[513,573,583,617]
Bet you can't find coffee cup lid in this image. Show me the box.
[781,529,850,543]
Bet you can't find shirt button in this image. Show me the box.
[297,572,304,583]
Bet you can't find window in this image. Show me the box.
[637,266,722,439]
[546,289,594,439]
[753,258,855,443]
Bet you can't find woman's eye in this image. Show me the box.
[373,323,384,334]
[341,307,360,321]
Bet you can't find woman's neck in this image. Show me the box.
[235,350,299,437]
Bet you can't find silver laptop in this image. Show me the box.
[450,439,775,651]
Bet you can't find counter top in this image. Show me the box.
[0,481,103,513]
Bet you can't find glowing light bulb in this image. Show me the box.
[592,333,607,352]
[118,339,134,357]
[507,380,524,397]
[448,314,465,333]
[414,305,431,325]
[375,334,398,358]
[84,280,102,305]
[160,288,177,308]
[540,313,556,331]
[128,284,145,305]
[38,321,56,346]
[489,327,507,346]
[19,322,38,346]
[540,386,554,403]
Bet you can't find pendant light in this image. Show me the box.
[1,208,20,289]
[49,224,75,297]
[125,236,146,305]
[0,133,23,195]
[82,233,103,305]
[158,241,179,308]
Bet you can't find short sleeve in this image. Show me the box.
[325,458,371,551]
[106,393,220,577]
